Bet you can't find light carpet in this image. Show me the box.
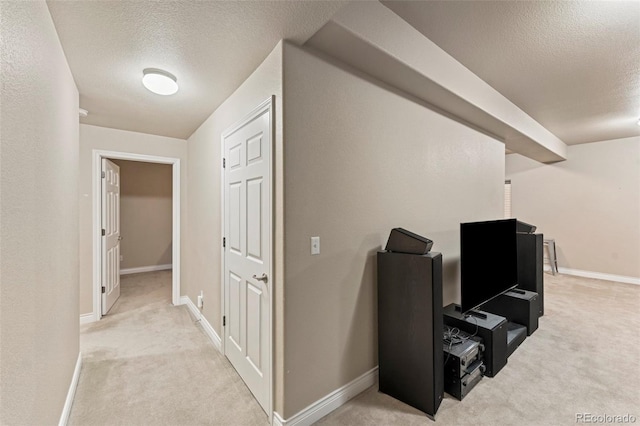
[68,271,268,426]
[70,271,640,425]
[318,273,640,425]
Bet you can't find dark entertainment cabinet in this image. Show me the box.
[377,251,443,419]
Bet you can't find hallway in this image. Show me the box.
[69,271,268,425]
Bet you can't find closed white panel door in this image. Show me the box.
[224,101,271,415]
[101,159,121,314]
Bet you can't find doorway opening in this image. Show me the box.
[111,159,173,312]
[91,150,181,320]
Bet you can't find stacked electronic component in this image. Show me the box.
[443,327,485,400]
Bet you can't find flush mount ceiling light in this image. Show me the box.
[142,68,178,96]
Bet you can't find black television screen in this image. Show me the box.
[460,219,518,314]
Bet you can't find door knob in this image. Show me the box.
[118,236,123,241]
[252,273,268,284]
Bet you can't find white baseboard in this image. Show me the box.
[273,366,378,426]
[180,295,199,318]
[59,352,82,426]
[120,264,172,275]
[546,266,640,285]
[79,313,97,325]
[179,296,222,352]
[199,310,222,352]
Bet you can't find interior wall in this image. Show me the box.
[111,160,172,270]
[281,44,504,418]
[0,1,80,423]
[186,41,284,412]
[506,137,640,279]
[79,124,187,315]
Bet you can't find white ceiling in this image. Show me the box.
[47,1,640,145]
[382,1,640,145]
[46,0,347,139]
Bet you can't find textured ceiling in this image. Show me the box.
[382,1,640,145]
[46,0,347,139]
[47,1,640,145]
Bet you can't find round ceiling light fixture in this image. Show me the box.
[142,68,178,96]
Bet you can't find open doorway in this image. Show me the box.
[113,159,173,275]
[107,159,173,313]
[91,150,181,320]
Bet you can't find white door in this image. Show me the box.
[223,99,272,415]
[101,158,121,315]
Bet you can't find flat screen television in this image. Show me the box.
[460,219,518,314]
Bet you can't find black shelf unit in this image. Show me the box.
[377,251,443,419]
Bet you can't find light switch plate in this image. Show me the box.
[311,236,320,255]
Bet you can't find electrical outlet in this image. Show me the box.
[311,236,320,255]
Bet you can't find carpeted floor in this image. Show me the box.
[69,271,640,425]
[319,273,640,425]
[68,270,268,426]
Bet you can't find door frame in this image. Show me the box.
[220,96,274,419]
[92,150,181,320]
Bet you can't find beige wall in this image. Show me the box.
[185,41,284,412]
[79,124,187,315]
[0,1,80,424]
[506,137,640,279]
[281,44,504,417]
[112,160,172,270]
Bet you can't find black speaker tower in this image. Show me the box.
[378,250,443,419]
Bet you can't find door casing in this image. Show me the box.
[92,150,181,320]
[221,96,274,419]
